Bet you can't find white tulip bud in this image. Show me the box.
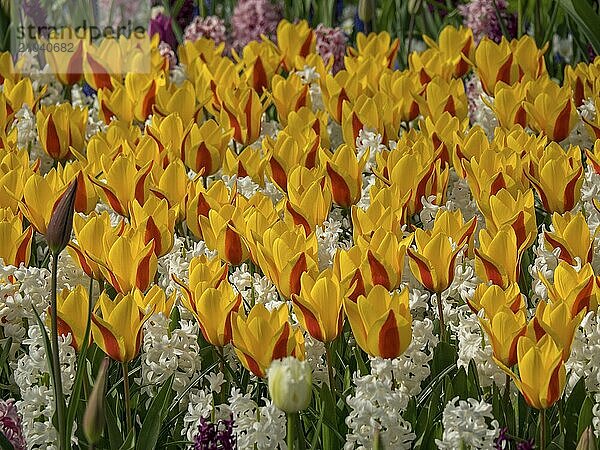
[267,357,312,413]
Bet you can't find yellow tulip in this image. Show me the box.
[348,32,399,69]
[2,78,38,115]
[498,335,566,410]
[475,226,524,288]
[423,25,474,77]
[277,20,315,71]
[284,166,332,234]
[36,103,88,160]
[467,282,524,316]
[200,203,250,266]
[91,289,155,362]
[0,210,33,267]
[232,303,305,378]
[344,285,412,359]
[128,197,176,257]
[255,221,319,299]
[474,37,518,95]
[544,212,593,266]
[185,179,231,240]
[19,173,66,234]
[333,245,368,302]
[152,159,189,222]
[407,228,462,293]
[292,269,345,343]
[68,211,124,281]
[321,144,369,208]
[223,146,266,185]
[153,80,201,124]
[236,39,283,94]
[180,119,233,177]
[488,81,528,129]
[124,72,166,122]
[540,261,596,316]
[95,230,158,294]
[219,87,269,146]
[487,189,537,250]
[480,306,527,367]
[415,77,468,122]
[44,31,85,85]
[530,300,585,359]
[97,81,136,123]
[524,82,578,142]
[271,74,310,126]
[179,279,242,347]
[55,285,91,351]
[356,229,412,291]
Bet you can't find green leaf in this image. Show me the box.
[564,378,586,447]
[105,393,124,450]
[0,431,15,450]
[0,338,12,379]
[577,396,594,441]
[136,376,174,450]
[557,0,600,54]
[118,429,136,450]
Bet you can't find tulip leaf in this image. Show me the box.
[0,337,12,380]
[0,431,14,450]
[105,393,124,450]
[576,396,594,442]
[557,0,600,54]
[136,375,174,450]
[564,378,586,446]
[118,429,136,450]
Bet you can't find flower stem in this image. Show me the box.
[287,412,297,450]
[122,361,132,434]
[50,252,67,450]
[539,408,546,450]
[435,291,446,343]
[325,342,335,394]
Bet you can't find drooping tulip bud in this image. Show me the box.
[358,0,376,23]
[46,179,78,255]
[83,357,109,445]
[576,426,597,450]
[267,357,312,413]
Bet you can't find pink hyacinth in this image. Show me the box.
[315,24,348,74]
[0,399,26,450]
[458,0,516,44]
[231,0,283,50]
[158,41,177,69]
[184,15,227,45]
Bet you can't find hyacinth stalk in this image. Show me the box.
[46,179,78,450]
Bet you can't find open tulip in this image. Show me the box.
[407,229,462,294]
[232,303,305,378]
[91,289,155,362]
[179,279,242,347]
[467,282,524,316]
[19,173,67,235]
[36,103,88,161]
[544,212,593,266]
[530,300,585,359]
[292,269,345,343]
[486,189,536,250]
[344,285,412,359]
[276,20,315,71]
[498,334,566,410]
[541,262,596,315]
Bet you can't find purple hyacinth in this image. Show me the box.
[149,11,178,50]
[516,439,535,450]
[231,0,283,50]
[458,0,517,43]
[494,427,509,449]
[0,399,26,450]
[193,415,236,450]
[315,24,348,74]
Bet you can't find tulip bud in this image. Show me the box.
[267,357,312,413]
[576,426,597,450]
[358,0,376,23]
[83,357,109,445]
[46,179,78,255]
[407,0,422,15]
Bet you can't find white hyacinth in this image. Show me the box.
[436,397,500,450]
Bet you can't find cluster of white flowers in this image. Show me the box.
[465,75,498,137]
[304,333,328,385]
[13,325,77,449]
[0,263,50,344]
[528,230,560,303]
[436,397,500,450]
[345,361,415,450]
[356,128,387,172]
[141,313,203,396]
[563,99,596,150]
[316,219,345,269]
[593,393,600,439]
[229,263,282,310]
[156,237,213,295]
[567,311,600,394]
[455,309,507,389]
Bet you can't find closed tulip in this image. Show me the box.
[541,262,596,315]
[232,303,305,378]
[54,285,91,351]
[344,285,412,359]
[475,226,524,288]
[0,211,33,268]
[36,103,88,160]
[321,145,369,208]
[128,197,176,257]
[544,212,593,266]
[480,306,527,367]
[292,269,345,343]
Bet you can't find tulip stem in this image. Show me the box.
[122,362,132,434]
[287,412,297,450]
[325,343,335,394]
[503,373,510,406]
[539,408,546,450]
[435,291,446,342]
[50,252,67,450]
